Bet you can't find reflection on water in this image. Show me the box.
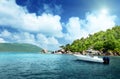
[0,52,120,79]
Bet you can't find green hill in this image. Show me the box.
[61,26,120,55]
[0,43,42,53]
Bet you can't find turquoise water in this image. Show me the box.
[0,52,120,79]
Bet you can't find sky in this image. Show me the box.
[0,0,120,50]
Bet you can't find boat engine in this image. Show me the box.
[103,57,110,64]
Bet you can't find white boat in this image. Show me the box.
[74,54,104,63]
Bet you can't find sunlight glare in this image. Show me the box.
[101,8,108,14]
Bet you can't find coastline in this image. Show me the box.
[51,49,120,56]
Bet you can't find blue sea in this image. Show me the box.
[0,52,120,79]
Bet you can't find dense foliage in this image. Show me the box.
[61,26,120,55]
[0,43,42,52]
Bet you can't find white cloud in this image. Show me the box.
[15,32,36,44]
[64,11,116,42]
[83,11,116,34]
[0,38,6,43]
[0,30,60,50]
[22,13,63,37]
[43,4,62,15]
[36,34,60,50]
[0,0,25,27]
[0,30,11,37]
[64,17,88,42]
[0,0,63,37]
[0,30,36,44]
[43,4,53,14]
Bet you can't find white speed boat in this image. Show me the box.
[74,54,110,64]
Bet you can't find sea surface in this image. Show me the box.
[0,52,120,79]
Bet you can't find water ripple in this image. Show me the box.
[0,53,120,79]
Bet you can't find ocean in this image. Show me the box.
[0,52,120,79]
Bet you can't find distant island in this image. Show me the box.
[58,26,120,56]
[0,43,42,53]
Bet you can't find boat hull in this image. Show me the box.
[74,54,103,63]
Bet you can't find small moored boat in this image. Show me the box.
[74,54,110,64]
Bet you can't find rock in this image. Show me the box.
[56,52,62,54]
[57,49,63,54]
[42,49,48,53]
[103,51,114,56]
[82,51,86,55]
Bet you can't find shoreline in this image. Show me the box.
[52,49,120,56]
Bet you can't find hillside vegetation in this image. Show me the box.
[0,43,42,52]
[61,26,120,55]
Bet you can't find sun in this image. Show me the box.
[101,8,108,14]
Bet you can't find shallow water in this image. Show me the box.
[0,52,120,79]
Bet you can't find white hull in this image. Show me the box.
[74,54,103,63]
